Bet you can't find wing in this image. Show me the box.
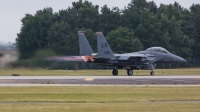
[117,54,147,61]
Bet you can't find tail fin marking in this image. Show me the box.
[96,32,115,58]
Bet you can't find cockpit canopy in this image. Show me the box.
[146,47,170,54]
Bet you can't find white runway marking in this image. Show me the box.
[0,84,200,87]
[0,76,200,79]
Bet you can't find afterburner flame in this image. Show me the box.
[44,55,96,62]
[44,56,84,62]
[82,55,95,62]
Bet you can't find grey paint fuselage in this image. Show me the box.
[95,50,186,69]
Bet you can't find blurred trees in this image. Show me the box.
[47,21,76,55]
[16,0,200,67]
[99,5,121,35]
[190,4,200,58]
[0,42,16,50]
[107,27,143,53]
[56,0,99,31]
[17,7,54,58]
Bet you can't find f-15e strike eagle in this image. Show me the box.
[78,31,186,76]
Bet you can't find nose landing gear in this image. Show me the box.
[150,64,156,76]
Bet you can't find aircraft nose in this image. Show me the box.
[176,56,187,63]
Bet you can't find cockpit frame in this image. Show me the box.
[146,47,170,54]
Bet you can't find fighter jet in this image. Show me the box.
[78,31,186,76]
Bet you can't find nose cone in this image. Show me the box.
[176,56,187,63]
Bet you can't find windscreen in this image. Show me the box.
[146,47,170,54]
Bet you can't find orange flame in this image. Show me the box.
[82,55,95,62]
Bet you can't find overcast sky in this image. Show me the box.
[0,0,199,43]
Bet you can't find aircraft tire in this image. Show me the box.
[112,69,118,76]
[150,71,154,76]
[127,69,133,76]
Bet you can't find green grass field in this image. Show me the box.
[0,86,199,112]
[0,68,200,111]
[0,68,199,76]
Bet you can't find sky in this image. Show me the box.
[0,0,199,43]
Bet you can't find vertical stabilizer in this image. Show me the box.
[78,31,94,55]
[96,32,115,58]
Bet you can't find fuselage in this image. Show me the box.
[89,49,186,70]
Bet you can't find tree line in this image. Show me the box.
[16,0,200,67]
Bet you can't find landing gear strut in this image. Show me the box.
[127,69,133,76]
[112,69,118,76]
[150,64,156,76]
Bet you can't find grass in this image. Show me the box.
[0,86,199,112]
[0,68,199,76]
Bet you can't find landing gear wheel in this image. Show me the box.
[127,69,133,76]
[150,71,154,76]
[112,69,118,76]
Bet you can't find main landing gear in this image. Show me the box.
[112,64,156,76]
[112,69,118,76]
[112,68,133,76]
[127,69,133,76]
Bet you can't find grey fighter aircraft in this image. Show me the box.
[78,31,186,76]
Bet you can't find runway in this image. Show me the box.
[0,76,200,86]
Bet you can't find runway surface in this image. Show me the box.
[0,76,200,86]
